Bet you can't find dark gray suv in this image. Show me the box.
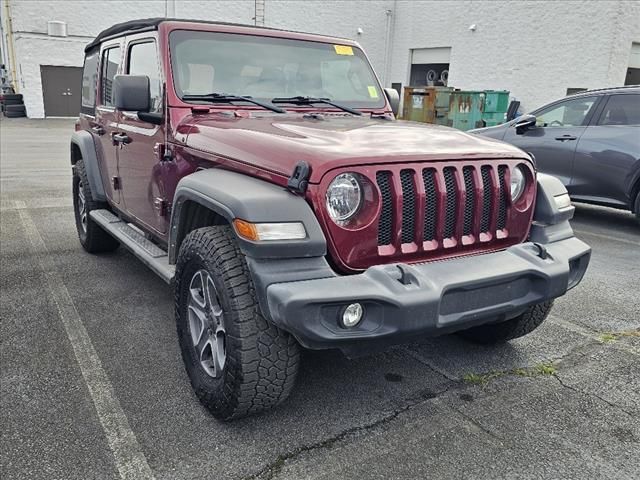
[472,86,640,221]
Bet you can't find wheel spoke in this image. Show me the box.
[189,271,206,308]
[204,273,217,312]
[212,329,226,373]
[196,328,211,357]
[199,338,215,373]
[188,305,207,347]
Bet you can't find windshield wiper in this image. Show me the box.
[181,93,285,114]
[271,96,362,116]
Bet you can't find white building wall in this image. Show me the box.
[389,0,640,112]
[4,0,640,117]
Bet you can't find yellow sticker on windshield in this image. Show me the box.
[368,86,379,98]
[334,45,354,55]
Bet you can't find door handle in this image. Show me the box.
[91,125,105,136]
[554,135,577,141]
[112,133,132,145]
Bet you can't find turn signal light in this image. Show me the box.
[233,219,307,241]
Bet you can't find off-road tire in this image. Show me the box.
[72,159,119,253]
[175,226,300,420]
[634,191,640,224]
[458,301,554,344]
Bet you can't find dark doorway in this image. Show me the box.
[41,66,82,116]
[625,67,640,86]
[409,63,449,87]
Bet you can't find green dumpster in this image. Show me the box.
[481,90,509,127]
[447,90,485,131]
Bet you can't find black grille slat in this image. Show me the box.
[480,166,492,233]
[462,167,475,236]
[422,169,437,242]
[497,166,507,230]
[377,171,393,245]
[443,167,457,239]
[400,170,415,244]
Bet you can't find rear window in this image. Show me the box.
[81,49,99,114]
[100,47,121,107]
[597,94,640,126]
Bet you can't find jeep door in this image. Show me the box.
[116,36,168,234]
[94,41,123,204]
[569,93,640,207]
[502,96,600,186]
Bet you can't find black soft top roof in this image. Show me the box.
[85,18,164,52]
[84,17,326,53]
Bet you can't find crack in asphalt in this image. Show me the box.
[241,382,457,480]
[451,408,506,445]
[552,374,636,418]
[398,345,459,381]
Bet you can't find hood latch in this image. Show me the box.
[287,161,311,195]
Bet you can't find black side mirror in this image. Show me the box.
[384,88,400,116]
[514,114,536,135]
[113,75,163,125]
[113,75,150,112]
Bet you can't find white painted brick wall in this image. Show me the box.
[389,0,640,112]
[6,0,640,118]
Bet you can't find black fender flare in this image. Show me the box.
[169,168,327,263]
[529,173,575,244]
[71,131,106,202]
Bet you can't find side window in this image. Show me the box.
[535,96,597,127]
[81,49,99,113]
[127,41,162,112]
[597,94,640,126]
[100,47,121,107]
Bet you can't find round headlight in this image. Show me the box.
[510,165,526,202]
[326,173,362,224]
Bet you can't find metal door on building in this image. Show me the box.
[40,66,82,116]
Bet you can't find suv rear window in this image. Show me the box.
[169,30,385,109]
[100,47,121,107]
[81,49,99,114]
[597,94,640,126]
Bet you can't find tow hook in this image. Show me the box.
[533,242,549,260]
[396,265,418,286]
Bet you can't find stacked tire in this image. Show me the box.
[1,93,26,118]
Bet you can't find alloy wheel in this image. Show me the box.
[187,269,226,378]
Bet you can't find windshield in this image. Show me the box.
[169,30,385,109]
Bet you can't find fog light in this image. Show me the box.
[341,303,363,328]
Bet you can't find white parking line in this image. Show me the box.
[16,201,155,480]
[573,228,640,247]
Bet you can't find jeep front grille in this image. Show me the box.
[375,162,513,252]
[318,159,534,271]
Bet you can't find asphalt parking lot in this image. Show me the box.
[1,118,639,480]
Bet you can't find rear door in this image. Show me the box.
[94,42,123,204]
[116,36,167,234]
[570,93,640,206]
[502,96,600,186]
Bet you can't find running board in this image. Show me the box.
[89,209,175,284]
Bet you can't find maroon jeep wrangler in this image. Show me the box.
[71,18,590,420]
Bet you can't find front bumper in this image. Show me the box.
[265,237,590,355]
